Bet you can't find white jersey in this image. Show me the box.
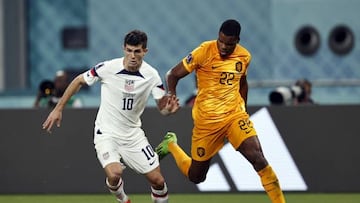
[83,57,165,143]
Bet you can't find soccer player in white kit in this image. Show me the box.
[42,30,179,203]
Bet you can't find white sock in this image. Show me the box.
[151,182,168,203]
[106,178,129,203]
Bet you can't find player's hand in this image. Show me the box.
[166,94,180,113]
[42,109,62,134]
[159,94,180,115]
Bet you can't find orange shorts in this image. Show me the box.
[191,113,257,161]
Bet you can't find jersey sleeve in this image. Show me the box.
[243,53,252,76]
[182,42,208,73]
[151,71,166,100]
[83,62,105,86]
[238,45,252,76]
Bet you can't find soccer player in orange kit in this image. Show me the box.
[156,19,286,203]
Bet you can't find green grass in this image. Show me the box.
[0,193,360,203]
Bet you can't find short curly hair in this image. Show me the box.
[219,19,241,37]
[124,30,148,49]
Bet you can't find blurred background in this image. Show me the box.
[0,0,359,108]
[1,0,360,196]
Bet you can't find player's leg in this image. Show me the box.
[156,132,214,184]
[104,163,130,203]
[228,117,286,203]
[95,137,130,203]
[121,133,168,203]
[155,132,192,176]
[187,122,224,184]
[145,166,168,203]
[238,136,285,203]
[187,159,211,184]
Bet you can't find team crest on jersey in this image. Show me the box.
[186,53,193,64]
[236,61,243,72]
[197,147,205,157]
[125,79,135,92]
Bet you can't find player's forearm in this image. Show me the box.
[54,76,84,111]
[166,62,190,95]
[165,70,178,95]
[240,76,248,105]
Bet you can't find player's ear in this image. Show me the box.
[143,48,148,54]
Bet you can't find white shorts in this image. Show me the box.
[94,129,159,174]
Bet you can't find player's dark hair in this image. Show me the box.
[124,30,148,48]
[219,19,241,38]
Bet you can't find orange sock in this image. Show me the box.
[168,142,192,177]
[258,165,286,203]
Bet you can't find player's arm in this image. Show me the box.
[240,75,248,109]
[55,74,86,110]
[42,74,87,133]
[156,94,180,116]
[166,61,190,96]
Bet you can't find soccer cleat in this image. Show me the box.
[155,132,177,160]
[118,197,131,203]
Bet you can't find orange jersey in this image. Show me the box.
[181,40,256,161]
[182,40,251,123]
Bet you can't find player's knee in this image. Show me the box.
[188,171,206,184]
[151,176,166,190]
[106,170,122,186]
[189,175,206,184]
[253,156,268,171]
[188,161,210,184]
[105,164,124,184]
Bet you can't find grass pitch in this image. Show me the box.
[0,193,360,203]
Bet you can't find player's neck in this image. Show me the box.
[123,60,142,72]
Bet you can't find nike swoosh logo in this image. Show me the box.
[149,160,156,166]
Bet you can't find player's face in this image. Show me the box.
[217,32,239,58]
[123,44,148,71]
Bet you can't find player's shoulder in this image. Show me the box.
[194,40,217,57]
[199,40,216,49]
[93,57,123,70]
[232,44,251,62]
[101,57,124,72]
[236,44,251,56]
[105,57,124,66]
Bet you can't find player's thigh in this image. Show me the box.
[95,137,122,168]
[238,136,268,171]
[189,159,211,175]
[191,125,225,161]
[227,117,257,150]
[120,137,159,174]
